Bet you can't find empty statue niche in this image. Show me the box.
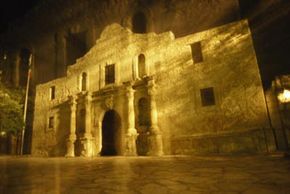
[136,97,150,155]
[132,12,147,33]
[81,72,87,91]
[66,31,88,66]
[138,54,146,78]
[101,110,121,156]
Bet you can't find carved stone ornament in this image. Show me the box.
[104,95,114,109]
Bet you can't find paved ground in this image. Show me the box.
[0,155,290,194]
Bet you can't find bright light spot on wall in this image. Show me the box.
[0,131,6,136]
[278,89,290,103]
[3,53,7,60]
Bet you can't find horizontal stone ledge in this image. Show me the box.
[171,127,269,139]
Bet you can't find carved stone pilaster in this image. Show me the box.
[66,95,77,157]
[84,92,92,138]
[81,92,94,157]
[147,78,164,156]
[124,82,138,156]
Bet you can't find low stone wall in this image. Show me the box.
[171,128,275,155]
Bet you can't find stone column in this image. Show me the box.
[82,92,94,157]
[124,82,138,156]
[66,96,77,157]
[147,78,164,156]
[84,92,92,138]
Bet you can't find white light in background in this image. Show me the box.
[278,89,290,103]
[0,131,6,136]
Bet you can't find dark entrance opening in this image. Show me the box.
[101,110,121,156]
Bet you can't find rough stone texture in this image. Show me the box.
[156,20,271,154]
[32,20,271,156]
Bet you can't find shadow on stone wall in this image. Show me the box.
[48,102,70,157]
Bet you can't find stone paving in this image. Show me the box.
[0,155,290,194]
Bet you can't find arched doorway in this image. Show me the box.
[101,110,121,156]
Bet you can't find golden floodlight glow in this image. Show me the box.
[278,89,290,103]
[0,131,6,136]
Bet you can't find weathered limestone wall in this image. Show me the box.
[32,20,271,156]
[154,20,273,154]
[32,76,78,156]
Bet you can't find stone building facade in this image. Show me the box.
[1,0,283,156]
[32,20,274,157]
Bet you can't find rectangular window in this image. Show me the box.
[191,42,203,63]
[105,64,115,85]
[50,86,55,100]
[48,116,54,129]
[200,87,215,106]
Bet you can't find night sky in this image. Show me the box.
[0,0,41,32]
[0,0,253,33]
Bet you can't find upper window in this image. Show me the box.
[105,64,115,85]
[81,72,87,91]
[191,42,203,63]
[132,12,147,33]
[50,86,55,100]
[138,54,146,78]
[200,87,215,106]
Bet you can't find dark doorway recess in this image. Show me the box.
[101,110,121,156]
